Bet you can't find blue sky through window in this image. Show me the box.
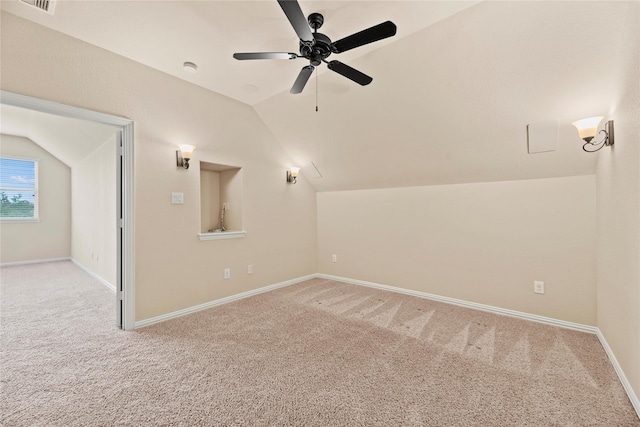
[0,158,36,204]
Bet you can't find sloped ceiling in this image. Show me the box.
[2,0,633,191]
[255,0,625,191]
[1,104,119,167]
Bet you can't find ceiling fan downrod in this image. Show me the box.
[232,0,397,95]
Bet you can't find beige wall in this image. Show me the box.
[596,0,640,398]
[199,167,242,232]
[318,176,597,325]
[0,12,318,321]
[3,5,638,404]
[0,134,71,264]
[200,169,220,232]
[219,168,242,231]
[71,135,117,286]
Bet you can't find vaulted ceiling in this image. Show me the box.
[0,104,119,168]
[2,0,634,191]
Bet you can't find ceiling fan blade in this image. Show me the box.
[332,21,397,53]
[327,61,372,86]
[233,52,298,60]
[290,65,314,94]
[277,0,314,43]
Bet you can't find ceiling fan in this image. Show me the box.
[233,0,397,94]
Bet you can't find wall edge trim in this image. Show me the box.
[596,329,640,418]
[317,273,640,419]
[133,271,638,419]
[70,258,116,293]
[133,274,317,329]
[315,273,597,333]
[0,257,71,267]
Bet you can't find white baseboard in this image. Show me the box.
[133,271,639,419]
[0,257,116,293]
[596,329,640,418]
[0,257,71,267]
[134,274,317,329]
[316,273,597,334]
[317,273,639,419]
[70,259,116,293]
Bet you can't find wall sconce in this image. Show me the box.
[572,117,614,152]
[286,167,300,184]
[176,144,195,169]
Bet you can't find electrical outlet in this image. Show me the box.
[534,281,544,294]
[332,254,337,263]
[248,264,253,274]
[224,268,231,279]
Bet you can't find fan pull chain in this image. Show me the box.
[315,67,319,112]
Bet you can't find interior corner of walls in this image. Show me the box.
[316,178,597,326]
[70,258,116,293]
[596,328,640,419]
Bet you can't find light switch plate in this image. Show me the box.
[171,192,184,204]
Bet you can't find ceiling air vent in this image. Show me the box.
[18,0,56,14]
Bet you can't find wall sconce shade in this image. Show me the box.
[176,144,195,169]
[572,117,603,141]
[572,117,614,152]
[286,167,300,184]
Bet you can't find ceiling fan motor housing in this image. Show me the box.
[233,2,397,93]
[300,32,333,66]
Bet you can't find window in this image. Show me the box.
[0,157,38,220]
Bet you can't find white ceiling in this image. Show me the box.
[2,0,633,191]
[0,104,119,167]
[0,0,481,106]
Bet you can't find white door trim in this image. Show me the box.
[1,90,136,330]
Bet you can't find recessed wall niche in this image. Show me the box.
[199,161,244,240]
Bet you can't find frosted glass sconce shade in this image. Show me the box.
[287,167,299,184]
[572,117,603,142]
[177,144,195,169]
[572,117,614,152]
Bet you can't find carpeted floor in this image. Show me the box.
[1,261,639,426]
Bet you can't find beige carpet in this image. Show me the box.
[1,261,639,426]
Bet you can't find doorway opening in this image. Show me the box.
[1,90,135,330]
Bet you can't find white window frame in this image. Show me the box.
[0,156,39,222]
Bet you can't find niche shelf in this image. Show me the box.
[198,161,244,241]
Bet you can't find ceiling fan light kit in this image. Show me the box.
[233,0,396,95]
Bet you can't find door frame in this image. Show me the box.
[1,90,135,330]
